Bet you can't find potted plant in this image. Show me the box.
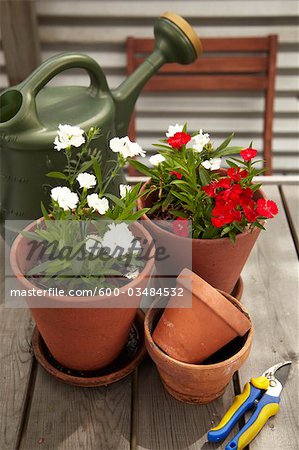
[10,125,155,372]
[130,124,278,293]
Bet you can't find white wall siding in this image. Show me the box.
[1,0,298,173]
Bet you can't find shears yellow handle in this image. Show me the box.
[208,377,268,442]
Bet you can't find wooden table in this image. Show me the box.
[1,181,298,450]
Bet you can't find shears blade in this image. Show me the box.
[273,361,292,387]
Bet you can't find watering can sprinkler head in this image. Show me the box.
[154,12,202,64]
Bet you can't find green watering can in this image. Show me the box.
[0,12,202,221]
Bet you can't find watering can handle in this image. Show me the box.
[19,53,109,127]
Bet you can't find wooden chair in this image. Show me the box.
[126,36,278,175]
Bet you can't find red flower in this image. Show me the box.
[227,167,249,181]
[173,217,189,237]
[202,180,219,197]
[216,177,232,189]
[256,199,278,218]
[211,203,242,228]
[217,183,242,204]
[238,187,254,207]
[169,170,183,180]
[240,148,258,161]
[167,132,191,149]
[243,201,258,223]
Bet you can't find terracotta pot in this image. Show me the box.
[10,220,155,371]
[137,180,265,293]
[145,295,253,404]
[152,269,251,363]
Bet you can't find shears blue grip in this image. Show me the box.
[208,381,264,442]
[225,394,280,450]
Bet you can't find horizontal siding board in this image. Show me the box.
[36,1,299,18]
[136,117,298,133]
[38,24,299,44]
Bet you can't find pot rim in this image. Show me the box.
[144,293,254,370]
[137,179,266,244]
[10,218,155,303]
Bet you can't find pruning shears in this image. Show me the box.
[207,361,292,450]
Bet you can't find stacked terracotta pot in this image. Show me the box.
[144,269,253,404]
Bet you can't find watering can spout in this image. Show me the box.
[112,12,202,137]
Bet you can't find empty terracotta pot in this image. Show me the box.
[10,220,155,371]
[138,180,265,293]
[152,269,251,363]
[145,294,253,404]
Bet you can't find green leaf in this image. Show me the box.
[198,167,210,186]
[251,183,262,192]
[254,222,266,230]
[162,190,173,211]
[46,171,68,180]
[169,210,188,218]
[105,193,125,208]
[227,160,239,168]
[148,201,163,215]
[202,225,219,239]
[21,231,44,241]
[129,159,153,177]
[41,201,50,220]
[128,209,150,220]
[77,159,94,174]
[92,157,102,190]
[216,133,234,152]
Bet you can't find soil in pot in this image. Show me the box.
[152,269,251,364]
[144,295,253,404]
[138,180,265,293]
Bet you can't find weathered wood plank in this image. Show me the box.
[136,358,237,449]
[20,368,132,450]
[0,0,41,85]
[0,234,35,450]
[239,185,298,449]
[281,185,299,254]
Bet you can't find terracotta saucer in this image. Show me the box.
[32,309,146,387]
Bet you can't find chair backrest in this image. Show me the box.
[126,36,278,175]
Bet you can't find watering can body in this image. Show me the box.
[0,12,202,222]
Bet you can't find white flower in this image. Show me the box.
[192,129,210,153]
[149,154,165,166]
[102,223,137,256]
[85,234,102,256]
[166,123,184,138]
[201,158,222,171]
[125,269,140,280]
[119,184,132,199]
[87,194,109,215]
[50,186,79,211]
[54,124,85,151]
[109,136,145,159]
[76,172,96,190]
